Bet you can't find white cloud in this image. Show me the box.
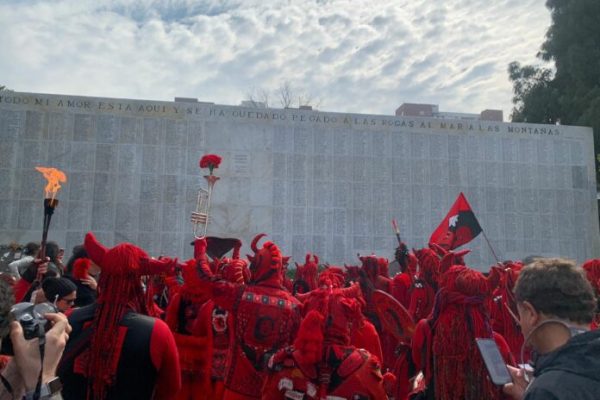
[0,0,550,117]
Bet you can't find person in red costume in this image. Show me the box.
[581,258,600,328]
[392,243,416,309]
[164,259,211,400]
[58,232,181,400]
[293,253,320,294]
[378,257,391,279]
[408,247,440,321]
[312,267,384,366]
[355,254,399,372]
[489,262,525,362]
[194,234,301,400]
[262,284,389,399]
[360,254,392,293]
[191,257,252,400]
[411,265,514,400]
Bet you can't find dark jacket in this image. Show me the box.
[524,329,600,400]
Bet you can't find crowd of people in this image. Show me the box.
[0,233,599,400]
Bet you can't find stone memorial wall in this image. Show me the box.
[0,91,598,269]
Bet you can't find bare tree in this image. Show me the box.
[298,92,322,109]
[244,87,270,108]
[277,81,294,108]
[245,81,323,109]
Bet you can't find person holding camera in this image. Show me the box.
[503,258,600,400]
[0,280,72,400]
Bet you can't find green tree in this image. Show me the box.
[509,0,600,175]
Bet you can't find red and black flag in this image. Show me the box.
[429,192,482,250]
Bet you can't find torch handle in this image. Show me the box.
[38,198,58,281]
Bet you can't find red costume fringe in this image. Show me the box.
[432,268,503,400]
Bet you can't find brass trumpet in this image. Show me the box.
[191,174,220,239]
[191,187,210,239]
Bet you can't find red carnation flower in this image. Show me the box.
[199,154,222,174]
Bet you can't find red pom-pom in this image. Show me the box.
[199,154,222,170]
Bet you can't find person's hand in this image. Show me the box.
[503,365,528,400]
[9,313,72,391]
[0,273,17,287]
[32,257,50,278]
[57,248,64,264]
[31,288,46,304]
[194,237,208,260]
[81,276,98,291]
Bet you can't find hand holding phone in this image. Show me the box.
[476,338,512,386]
[503,365,529,400]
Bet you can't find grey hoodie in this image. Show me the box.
[524,329,600,400]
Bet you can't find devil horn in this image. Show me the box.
[340,282,362,298]
[430,243,449,257]
[251,233,267,253]
[313,255,319,265]
[305,254,310,264]
[84,232,108,268]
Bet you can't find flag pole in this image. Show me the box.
[481,230,500,264]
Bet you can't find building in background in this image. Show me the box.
[396,103,503,122]
[0,92,596,269]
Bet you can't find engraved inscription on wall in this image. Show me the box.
[0,92,598,268]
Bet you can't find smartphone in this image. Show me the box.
[476,338,512,386]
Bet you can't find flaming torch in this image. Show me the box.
[191,154,222,238]
[35,167,67,262]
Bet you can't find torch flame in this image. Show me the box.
[35,167,67,200]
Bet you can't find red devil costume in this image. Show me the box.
[192,257,252,400]
[195,234,301,400]
[293,253,319,294]
[407,247,440,322]
[392,244,418,309]
[262,284,388,399]
[582,259,600,329]
[59,232,181,400]
[489,262,524,362]
[411,266,513,400]
[164,259,211,400]
[315,266,384,367]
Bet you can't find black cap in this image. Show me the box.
[42,277,76,302]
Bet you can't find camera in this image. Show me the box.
[0,302,57,355]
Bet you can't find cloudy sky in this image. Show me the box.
[0,0,551,118]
